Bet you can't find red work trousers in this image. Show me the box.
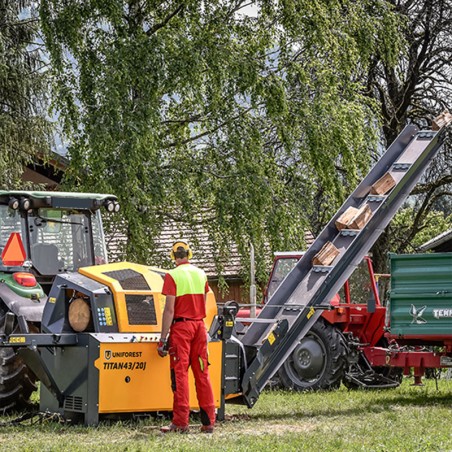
[168,319,216,428]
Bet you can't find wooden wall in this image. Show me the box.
[208,278,248,304]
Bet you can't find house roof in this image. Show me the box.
[418,229,452,252]
[155,227,243,279]
[23,151,315,278]
[151,227,315,278]
[23,152,68,190]
[105,223,315,279]
[105,223,244,278]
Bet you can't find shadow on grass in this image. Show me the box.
[231,390,452,422]
[2,388,451,430]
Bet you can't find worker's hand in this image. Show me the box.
[157,338,169,357]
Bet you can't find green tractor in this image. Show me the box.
[0,191,119,410]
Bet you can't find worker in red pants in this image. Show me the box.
[158,240,216,434]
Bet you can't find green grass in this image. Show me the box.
[1,379,452,451]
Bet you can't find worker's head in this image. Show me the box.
[170,240,193,261]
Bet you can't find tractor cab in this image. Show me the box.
[0,191,118,293]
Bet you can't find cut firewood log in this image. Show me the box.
[370,172,396,195]
[69,297,93,332]
[312,241,340,266]
[432,111,452,131]
[348,204,372,230]
[335,207,359,231]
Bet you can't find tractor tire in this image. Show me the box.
[0,302,37,411]
[278,319,346,391]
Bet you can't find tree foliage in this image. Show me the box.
[390,206,452,252]
[368,0,452,145]
[40,0,401,283]
[0,0,51,188]
[356,0,452,270]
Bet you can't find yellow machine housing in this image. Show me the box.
[37,262,222,424]
[94,340,223,414]
[78,262,217,333]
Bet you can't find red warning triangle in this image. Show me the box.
[1,232,26,267]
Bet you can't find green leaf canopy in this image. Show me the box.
[40,0,401,282]
[0,1,51,188]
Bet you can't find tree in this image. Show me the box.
[365,0,452,270]
[40,0,401,284]
[0,0,51,188]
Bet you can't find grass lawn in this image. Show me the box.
[0,378,451,451]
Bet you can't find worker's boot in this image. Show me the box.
[160,423,189,434]
[200,424,214,434]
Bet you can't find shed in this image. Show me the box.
[418,229,452,253]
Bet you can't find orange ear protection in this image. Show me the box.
[170,240,193,260]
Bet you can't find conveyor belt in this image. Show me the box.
[240,124,450,407]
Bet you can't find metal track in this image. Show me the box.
[240,124,449,407]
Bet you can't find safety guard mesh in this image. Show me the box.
[125,294,157,325]
[103,269,150,290]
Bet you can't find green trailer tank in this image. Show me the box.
[389,252,452,341]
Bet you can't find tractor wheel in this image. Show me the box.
[278,319,346,391]
[0,302,37,411]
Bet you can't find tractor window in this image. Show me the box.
[0,206,25,270]
[376,274,390,306]
[266,258,299,301]
[92,210,108,265]
[29,209,95,275]
[338,259,373,304]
